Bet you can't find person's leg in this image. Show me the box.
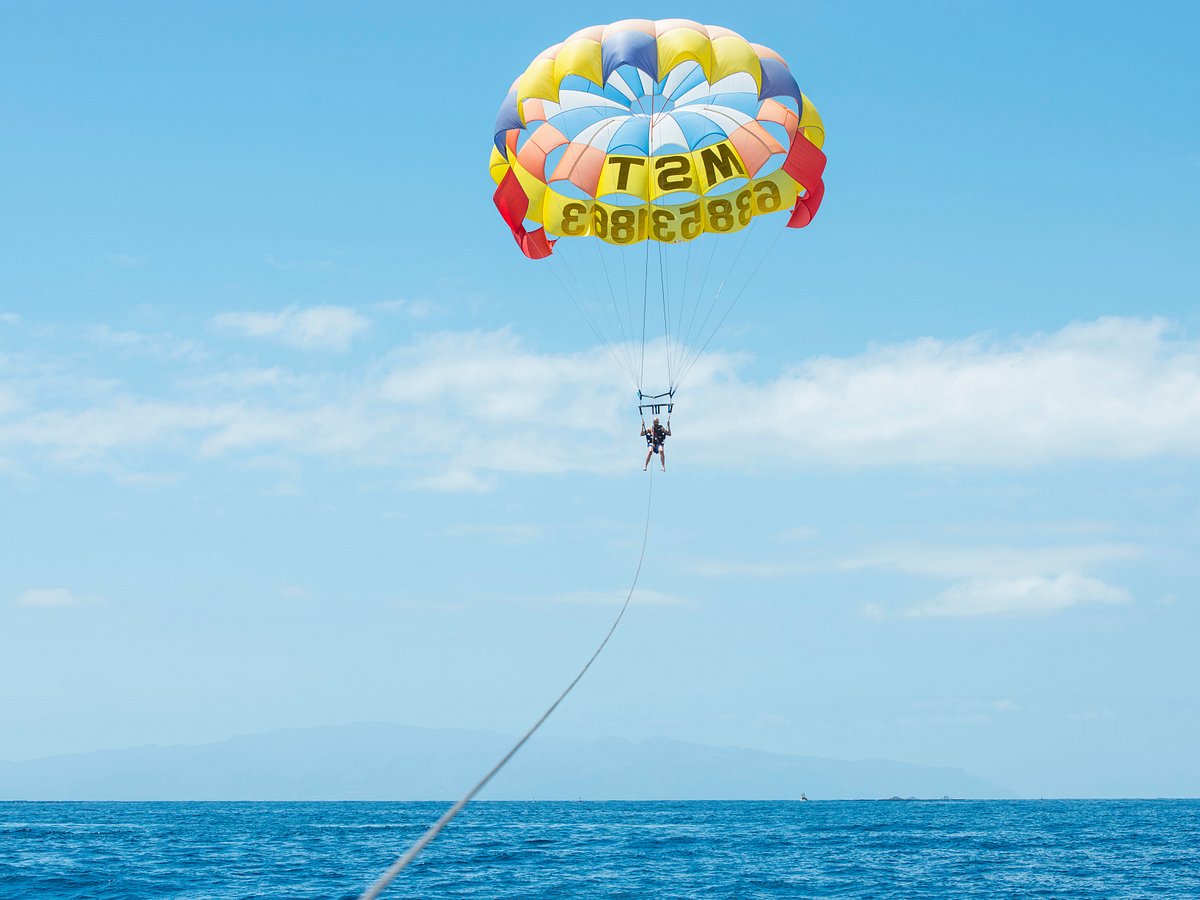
[660,448,666,472]
[644,447,652,470]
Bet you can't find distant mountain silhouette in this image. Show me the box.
[0,722,1012,800]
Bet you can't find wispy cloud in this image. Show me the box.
[893,697,1025,728]
[839,542,1140,579]
[553,588,688,606]
[3,317,1200,491]
[691,560,808,577]
[1070,707,1118,720]
[212,305,369,351]
[378,329,623,429]
[0,313,20,326]
[778,526,820,542]
[16,587,100,608]
[689,316,1200,467]
[372,299,438,318]
[0,327,624,488]
[6,399,224,463]
[696,540,1140,622]
[850,542,1137,619]
[447,523,541,543]
[180,367,294,392]
[264,255,334,273]
[85,326,206,361]
[0,385,21,416]
[409,469,495,494]
[902,573,1131,618]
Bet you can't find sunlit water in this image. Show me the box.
[2,800,1198,898]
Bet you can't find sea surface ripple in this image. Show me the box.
[2,800,1198,898]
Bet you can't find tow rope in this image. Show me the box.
[358,468,656,899]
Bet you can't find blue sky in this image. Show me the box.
[2,1,1199,798]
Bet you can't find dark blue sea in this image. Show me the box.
[2,800,1198,898]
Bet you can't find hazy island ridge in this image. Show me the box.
[0,722,1011,801]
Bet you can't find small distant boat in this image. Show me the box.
[799,793,809,802]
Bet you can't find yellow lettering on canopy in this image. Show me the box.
[654,155,694,194]
[589,140,754,202]
[540,169,802,244]
[698,142,746,192]
[751,169,798,215]
[597,156,649,199]
[541,189,593,238]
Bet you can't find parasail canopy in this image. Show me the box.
[490,19,826,258]
[489,19,828,396]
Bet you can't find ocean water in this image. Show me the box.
[2,800,1198,899]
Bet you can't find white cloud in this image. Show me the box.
[6,329,615,487]
[181,367,292,392]
[3,316,1200,491]
[5,399,225,463]
[447,523,541,543]
[373,299,438,318]
[212,305,369,351]
[1070,708,1118,720]
[409,468,495,494]
[693,541,1136,581]
[85,326,206,361]
[778,526,820,542]
[87,326,146,346]
[839,542,1140,579]
[0,313,20,326]
[264,255,333,273]
[892,698,1025,729]
[16,587,99,608]
[389,597,466,612]
[379,329,621,429]
[688,316,1200,467]
[0,385,21,416]
[691,560,808,577]
[749,712,791,729]
[846,543,1137,619]
[903,573,1131,618]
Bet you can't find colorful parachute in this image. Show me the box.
[489,19,826,259]
[489,20,827,398]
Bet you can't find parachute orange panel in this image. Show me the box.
[490,19,826,256]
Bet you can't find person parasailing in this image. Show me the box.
[641,416,671,472]
[489,20,827,479]
[353,21,833,899]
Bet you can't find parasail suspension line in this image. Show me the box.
[676,223,785,387]
[657,234,674,391]
[548,260,631,383]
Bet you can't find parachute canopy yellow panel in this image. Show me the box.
[491,19,827,258]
